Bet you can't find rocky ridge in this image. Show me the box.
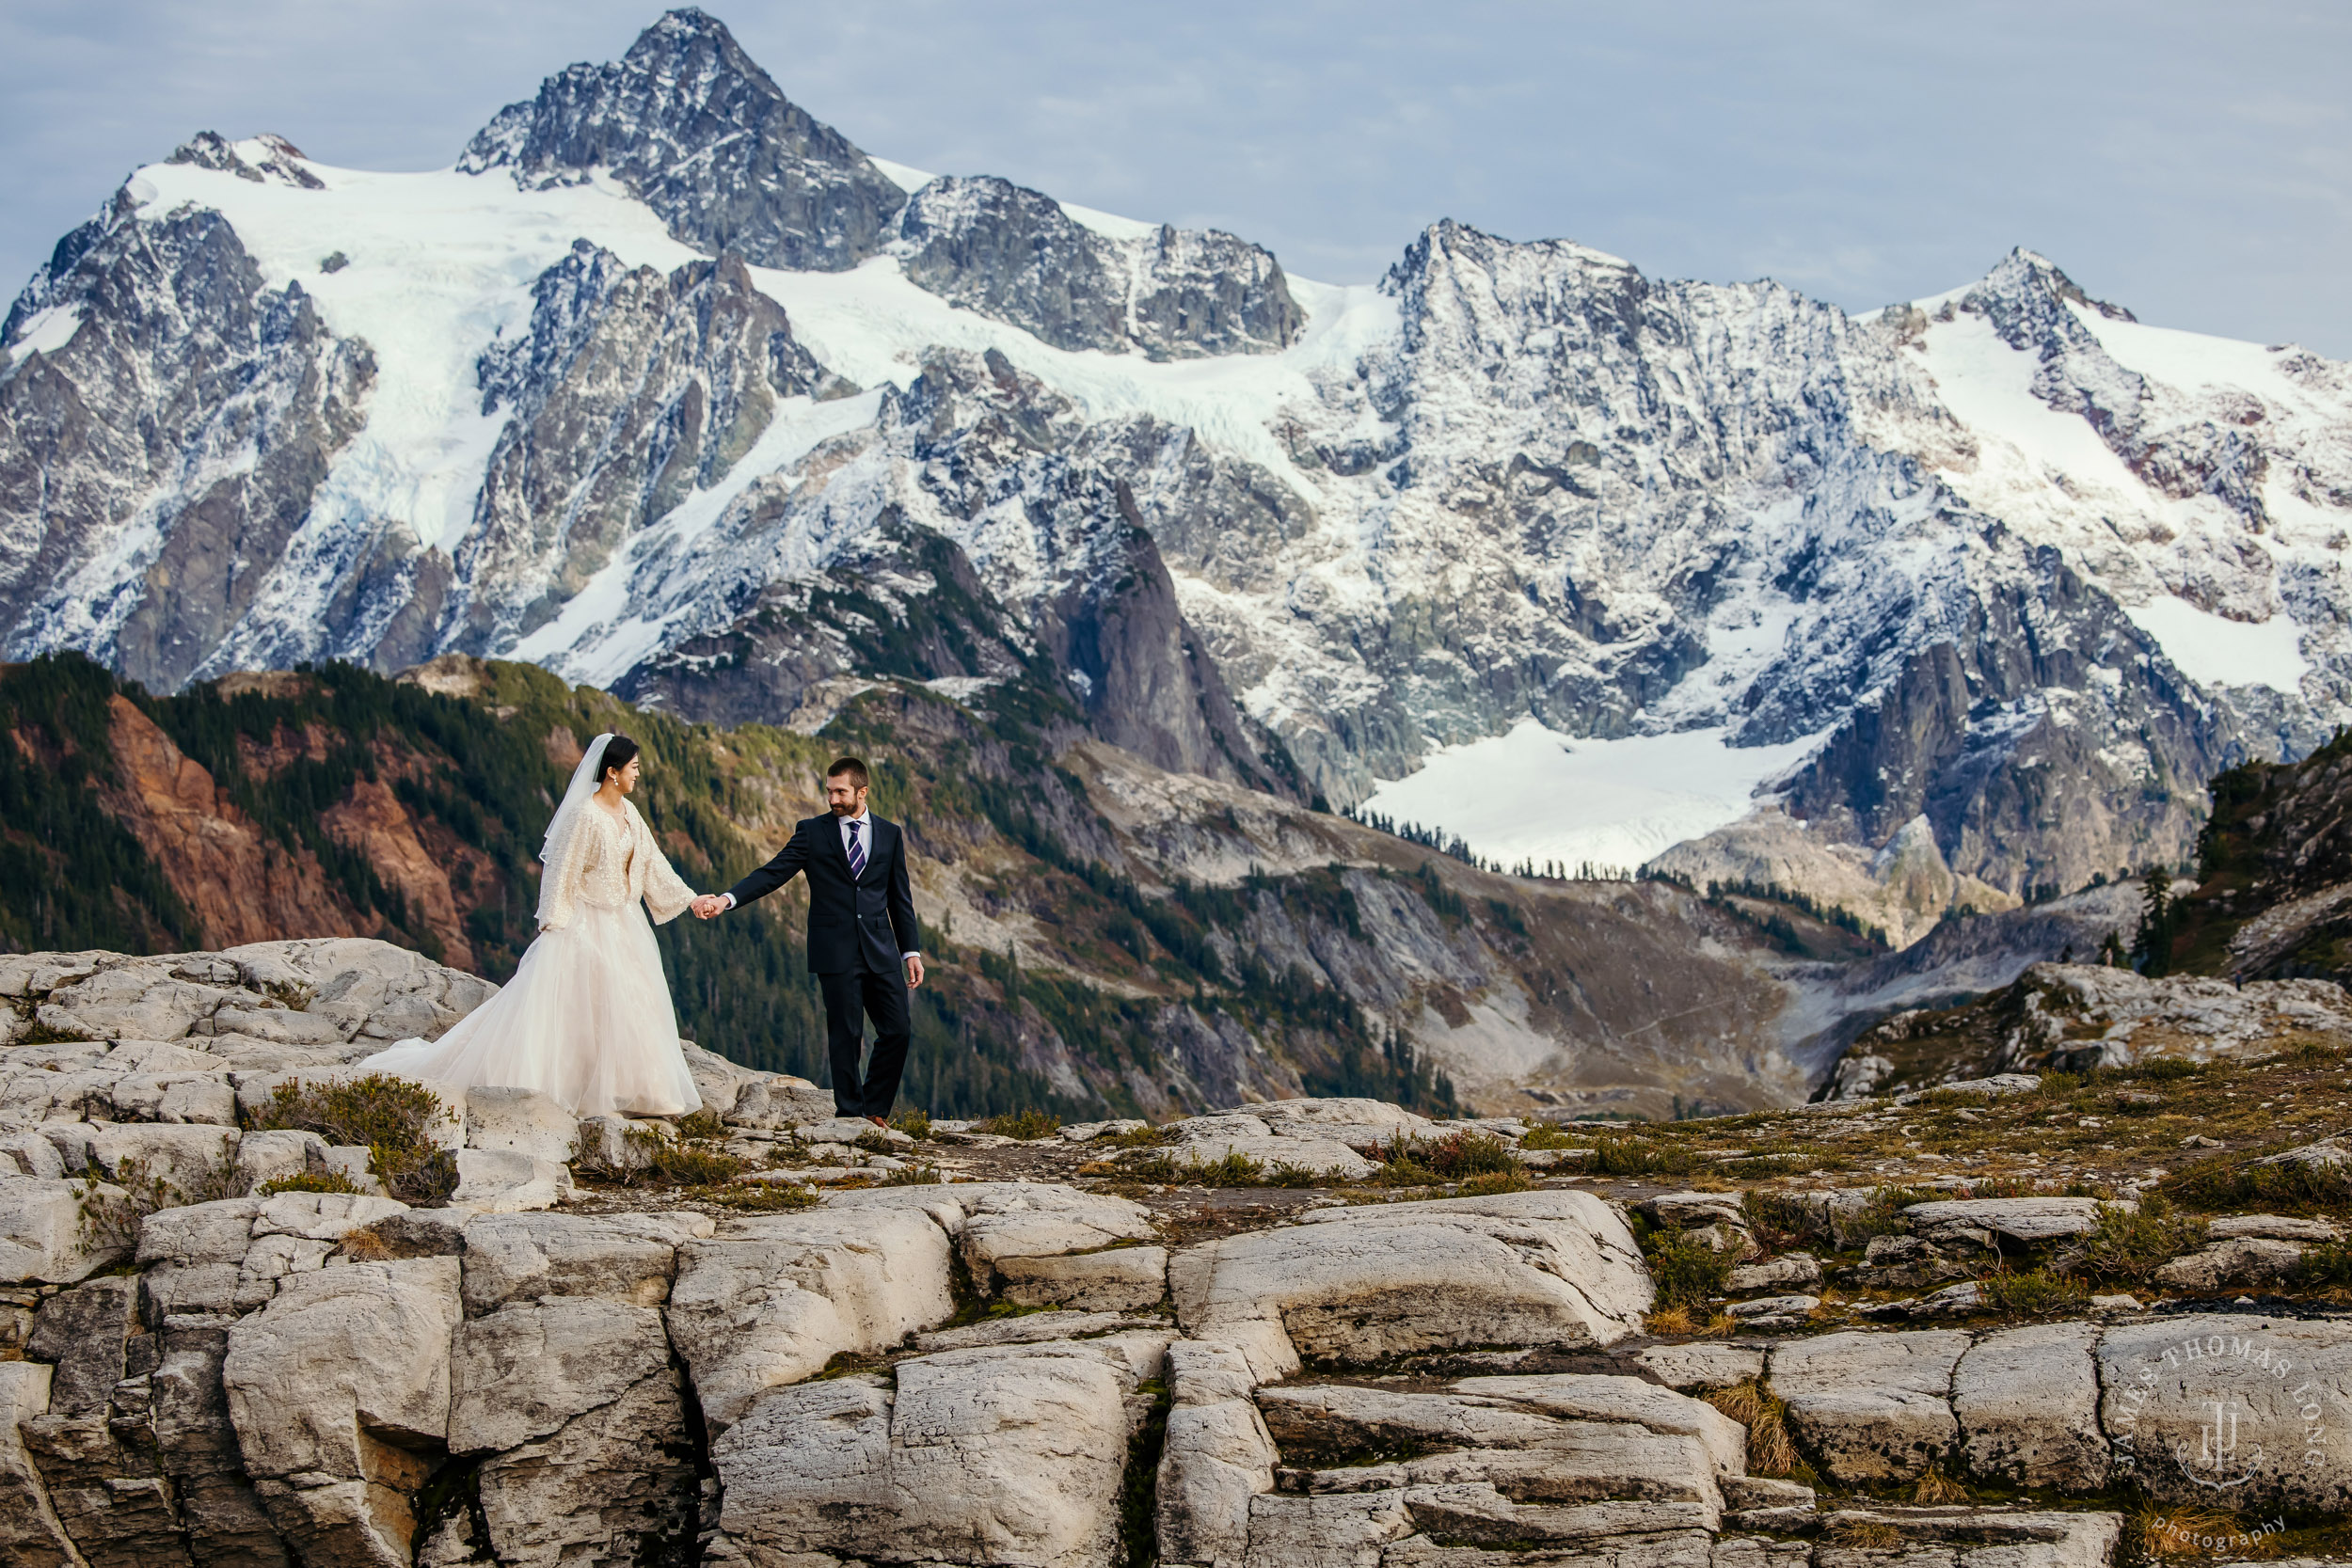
[5,942,2352,1566]
[6,8,2351,927]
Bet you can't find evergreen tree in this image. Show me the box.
[2133,867,2172,976]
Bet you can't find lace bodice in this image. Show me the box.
[536,798,697,930]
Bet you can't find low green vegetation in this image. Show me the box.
[1637,1225,1734,1310]
[977,1108,1062,1140]
[246,1073,459,1206]
[256,1169,364,1198]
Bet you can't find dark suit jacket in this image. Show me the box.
[727,813,921,975]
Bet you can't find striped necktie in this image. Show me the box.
[846,819,866,879]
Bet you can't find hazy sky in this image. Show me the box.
[6,0,2348,355]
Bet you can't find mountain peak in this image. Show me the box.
[1976,245,2137,325]
[620,7,779,97]
[456,8,904,273]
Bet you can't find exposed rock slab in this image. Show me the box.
[1171,1190,1649,1380]
[460,1210,712,1312]
[221,1256,461,1568]
[2098,1313,2352,1510]
[1950,1322,2107,1491]
[1769,1329,1969,1483]
[708,1338,1151,1566]
[665,1208,954,1431]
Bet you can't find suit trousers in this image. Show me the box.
[818,964,913,1118]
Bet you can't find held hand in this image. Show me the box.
[904,953,925,990]
[691,894,727,920]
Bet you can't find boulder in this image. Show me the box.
[1157,1338,1277,1568]
[250,1190,407,1243]
[1725,1294,1819,1323]
[222,937,495,1044]
[448,1297,672,1453]
[917,1309,1153,1353]
[2098,1313,2352,1510]
[1636,1344,1766,1393]
[709,1339,1149,1566]
[999,1244,1169,1310]
[1254,1382,1728,1532]
[720,1071,834,1130]
[1897,1074,2042,1101]
[2153,1237,2309,1293]
[665,1209,955,1431]
[448,1147,574,1212]
[318,1146,385,1196]
[0,1363,78,1567]
[678,1043,750,1122]
[460,1085,578,1163]
[222,1257,462,1568]
[33,963,229,1040]
[137,1197,262,1268]
[1847,1232,1976,1291]
[1060,1118,1150,1142]
[1769,1329,1969,1482]
[110,1069,239,1127]
[234,1128,326,1189]
[469,1368,700,1567]
[570,1114,632,1171]
[826,1180,1160,1292]
[2253,1133,2349,1173]
[2206,1213,2342,1243]
[72,1122,239,1194]
[0,1175,114,1283]
[1242,1490,1415,1566]
[1637,1193,1749,1230]
[1951,1323,2108,1491]
[1156,1107,1387,1180]
[1449,1374,1750,1477]
[1171,1190,1650,1381]
[801,1116,886,1145]
[0,1132,64,1180]
[1729,1253,1822,1291]
[1902,1197,2111,1246]
[460,1211,713,1313]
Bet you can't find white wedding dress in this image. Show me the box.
[360,738,704,1118]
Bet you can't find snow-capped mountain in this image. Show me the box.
[6,7,2349,927]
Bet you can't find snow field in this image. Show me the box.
[1358,719,1825,875]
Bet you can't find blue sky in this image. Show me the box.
[6,0,2348,354]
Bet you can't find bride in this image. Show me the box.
[359,732,706,1118]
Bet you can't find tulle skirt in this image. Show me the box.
[358,901,703,1119]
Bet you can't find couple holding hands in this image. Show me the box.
[361,739,923,1126]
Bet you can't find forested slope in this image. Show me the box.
[3,651,1840,1119]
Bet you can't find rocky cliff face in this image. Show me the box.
[4,948,2350,1568]
[1,193,373,694]
[6,7,2350,927]
[898,174,1302,359]
[451,241,835,653]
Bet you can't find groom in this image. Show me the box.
[691,756,924,1123]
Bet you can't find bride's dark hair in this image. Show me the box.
[599,735,642,784]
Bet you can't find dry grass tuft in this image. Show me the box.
[1911,1466,1967,1505]
[2129,1502,2283,1560]
[1644,1304,1698,1337]
[1827,1517,1903,1550]
[1704,1379,1797,1477]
